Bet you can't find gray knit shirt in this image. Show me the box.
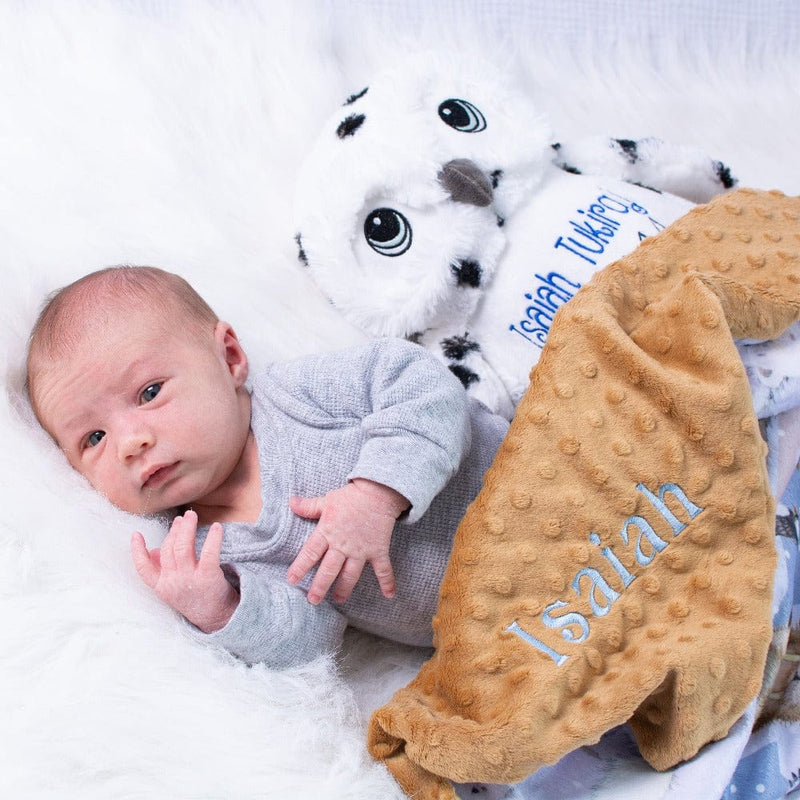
[194,338,509,668]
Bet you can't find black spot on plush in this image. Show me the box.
[336,113,365,139]
[615,138,639,163]
[344,86,368,105]
[632,182,662,194]
[295,233,308,266]
[451,259,482,288]
[715,161,736,189]
[490,169,503,189]
[441,334,480,361]
[448,363,479,387]
[558,162,582,175]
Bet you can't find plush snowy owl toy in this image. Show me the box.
[294,56,735,417]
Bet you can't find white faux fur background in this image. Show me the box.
[1,2,799,799]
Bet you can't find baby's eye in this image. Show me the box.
[86,431,105,448]
[140,383,162,404]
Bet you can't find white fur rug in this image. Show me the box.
[2,3,799,799]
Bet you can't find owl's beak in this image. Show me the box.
[437,159,493,207]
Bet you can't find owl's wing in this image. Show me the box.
[552,135,736,204]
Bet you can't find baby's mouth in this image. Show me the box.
[143,462,179,490]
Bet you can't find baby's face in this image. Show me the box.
[33,307,251,515]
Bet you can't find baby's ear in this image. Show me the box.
[214,321,249,387]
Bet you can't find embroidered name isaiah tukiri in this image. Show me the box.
[506,482,705,665]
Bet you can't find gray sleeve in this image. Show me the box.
[192,564,347,669]
[271,338,472,523]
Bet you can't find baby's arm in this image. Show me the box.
[274,338,472,607]
[130,510,239,633]
[286,477,409,605]
[133,513,349,668]
[199,563,348,668]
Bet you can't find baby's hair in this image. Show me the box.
[27,265,219,410]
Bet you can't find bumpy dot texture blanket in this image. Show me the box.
[368,188,800,799]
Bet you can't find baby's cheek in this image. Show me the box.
[89,467,127,511]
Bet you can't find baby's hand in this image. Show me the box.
[287,478,409,605]
[131,510,240,633]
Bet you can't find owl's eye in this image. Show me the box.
[438,99,487,133]
[364,208,412,257]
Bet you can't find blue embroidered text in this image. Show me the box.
[505,482,705,665]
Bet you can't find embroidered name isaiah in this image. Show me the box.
[506,482,705,665]
[508,190,668,351]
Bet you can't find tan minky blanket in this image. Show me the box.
[368,188,800,799]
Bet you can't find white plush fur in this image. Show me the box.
[2,2,799,799]
[294,53,551,340]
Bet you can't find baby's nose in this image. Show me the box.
[119,427,155,460]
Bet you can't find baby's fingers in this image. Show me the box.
[198,522,225,574]
[306,549,346,605]
[331,558,366,604]
[371,555,396,600]
[131,532,159,588]
[172,510,200,568]
[158,514,184,571]
[286,530,329,587]
[289,495,325,521]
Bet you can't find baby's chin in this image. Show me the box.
[137,506,178,520]
[104,493,176,519]
[137,488,196,518]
